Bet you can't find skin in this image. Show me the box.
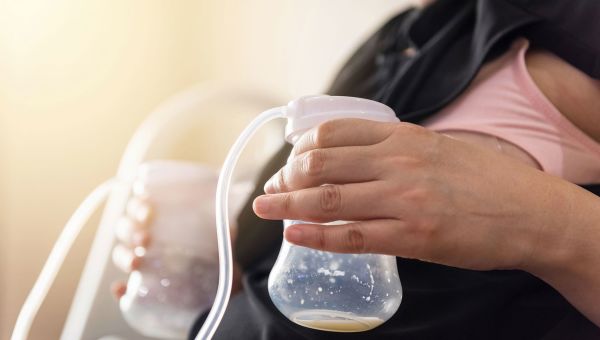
[110,196,152,298]
[526,50,600,144]
[253,50,600,327]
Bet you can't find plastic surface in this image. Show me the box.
[195,106,286,340]
[270,95,403,332]
[284,95,397,144]
[120,161,221,339]
[269,232,402,332]
[193,95,400,338]
[136,161,222,251]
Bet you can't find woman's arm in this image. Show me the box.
[252,119,600,326]
[526,179,600,327]
[526,49,600,144]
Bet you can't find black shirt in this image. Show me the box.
[191,1,600,338]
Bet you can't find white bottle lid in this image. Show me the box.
[284,95,399,144]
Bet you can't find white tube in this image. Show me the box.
[11,179,116,340]
[196,106,286,340]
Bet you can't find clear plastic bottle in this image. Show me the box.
[119,161,225,339]
[268,96,403,332]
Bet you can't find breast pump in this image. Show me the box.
[118,161,221,339]
[198,95,402,338]
[11,95,402,340]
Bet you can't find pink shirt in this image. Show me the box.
[422,39,600,184]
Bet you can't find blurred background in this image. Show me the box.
[0,1,412,339]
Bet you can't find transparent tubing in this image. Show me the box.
[195,106,286,340]
[11,179,116,340]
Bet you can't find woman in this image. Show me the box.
[114,0,600,338]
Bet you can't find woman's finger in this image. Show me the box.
[264,145,381,194]
[126,197,153,225]
[111,281,127,300]
[291,118,396,157]
[112,244,142,273]
[114,217,151,247]
[283,219,411,256]
[254,182,394,223]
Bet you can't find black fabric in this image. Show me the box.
[190,1,600,338]
[329,0,600,123]
[234,144,291,270]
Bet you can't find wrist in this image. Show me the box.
[519,178,600,326]
[520,176,599,285]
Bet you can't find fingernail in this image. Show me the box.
[127,199,152,224]
[253,195,271,214]
[115,217,133,242]
[132,231,149,247]
[285,227,303,243]
[133,246,147,257]
[113,245,133,272]
[264,176,275,194]
[135,204,151,223]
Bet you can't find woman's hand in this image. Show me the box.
[110,195,153,298]
[253,118,600,325]
[110,192,244,299]
[252,118,576,272]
